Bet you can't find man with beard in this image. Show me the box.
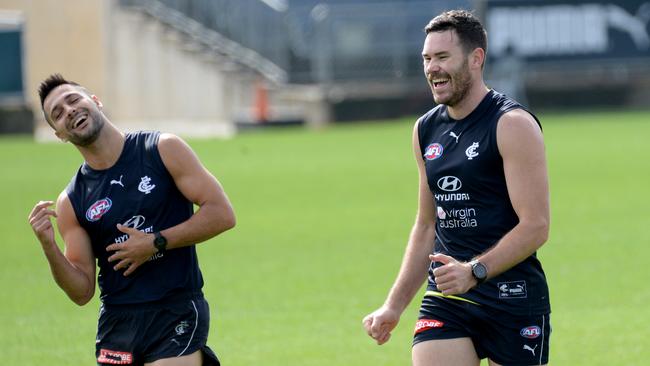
[362,10,551,366]
[28,74,235,365]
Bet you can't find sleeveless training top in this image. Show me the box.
[418,90,550,315]
[66,131,204,305]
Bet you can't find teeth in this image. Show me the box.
[432,79,449,83]
[73,114,87,128]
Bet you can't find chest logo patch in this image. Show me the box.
[138,176,156,194]
[424,143,444,160]
[86,198,112,222]
[437,176,462,192]
[465,142,479,160]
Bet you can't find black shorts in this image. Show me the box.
[413,292,551,365]
[96,292,220,366]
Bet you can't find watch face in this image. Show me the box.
[154,233,167,249]
[473,262,487,280]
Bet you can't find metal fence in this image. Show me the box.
[120,0,290,83]
[119,0,472,85]
[286,1,473,83]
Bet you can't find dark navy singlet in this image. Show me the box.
[418,90,550,316]
[66,131,204,305]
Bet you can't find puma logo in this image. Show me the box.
[449,131,461,143]
[110,175,124,187]
[523,344,538,356]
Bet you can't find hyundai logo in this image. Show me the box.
[123,215,146,229]
[436,176,462,192]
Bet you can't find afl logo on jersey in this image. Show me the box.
[424,143,443,160]
[86,198,112,222]
[520,326,541,339]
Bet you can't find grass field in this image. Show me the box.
[1,109,649,365]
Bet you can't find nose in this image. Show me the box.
[425,61,440,76]
[63,104,77,119]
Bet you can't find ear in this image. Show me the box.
[470,47,485,70]
[91,95,103,109]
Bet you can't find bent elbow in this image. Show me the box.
[71,293,93,306]
[71,286,94,306]
[223,211,236,231]
[216,205,236,233]
[534,219,550,247]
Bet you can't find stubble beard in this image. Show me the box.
[432,59,472,108]
[68,109,105,147]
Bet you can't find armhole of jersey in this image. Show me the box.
[144,131,170,177]
[64,178,84,226]
[493,106,542,158]
[416,116,424,156]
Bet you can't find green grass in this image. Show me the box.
[1,110,648,365]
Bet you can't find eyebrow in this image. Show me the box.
[49,92,82,119]
[422,51,451,57]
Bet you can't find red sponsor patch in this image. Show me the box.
[414,318,444,334]
[97,349,133,365]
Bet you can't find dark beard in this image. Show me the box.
[444,59,472,108]
[68,111,105,147]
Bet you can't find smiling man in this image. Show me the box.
[363,10,552,366]
[28,74,235,366]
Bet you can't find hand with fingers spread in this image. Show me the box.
[106,224,157,276]
[430,253,477,296]
[362,305,400,345]
[28,200,58,247]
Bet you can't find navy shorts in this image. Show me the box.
[413,293,550,365]
[96,292,220,365]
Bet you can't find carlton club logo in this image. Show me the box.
[414,318,444,335]
[86,198,112,222]
[424,143,444,160]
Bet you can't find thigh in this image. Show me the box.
[145,350,201,366]
[413,338,480,366]
[143,297,213,363]
[96,306,141,365]
[478,311,551,366]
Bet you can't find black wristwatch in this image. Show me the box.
[153,231,168,253]
[469,259,488,284]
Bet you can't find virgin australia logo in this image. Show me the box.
[138,176,156,194]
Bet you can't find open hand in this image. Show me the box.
[106,224,156,276]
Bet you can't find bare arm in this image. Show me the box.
[479,109,550,276]
[155,133,236,247]
[28,193,96,305]
[431,109,550,295]
[363,121,436,344]
[107,133,236,275]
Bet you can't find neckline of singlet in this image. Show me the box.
[81,133,133,176]
[441,89,496,125]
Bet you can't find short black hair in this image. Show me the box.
[38,73,80,109]
[424,10,487,57]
